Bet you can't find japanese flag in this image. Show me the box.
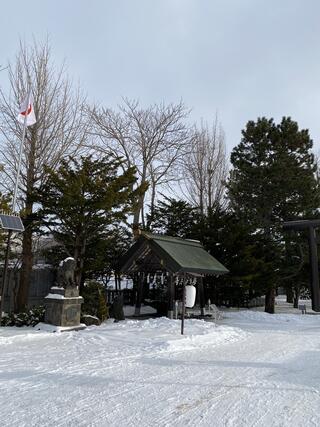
[17,94,36,126]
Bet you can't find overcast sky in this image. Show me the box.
[1,0,320,154]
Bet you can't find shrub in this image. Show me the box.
[1,306,45,327]
[81,281,109,322]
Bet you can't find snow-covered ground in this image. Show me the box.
[1,301,320,426]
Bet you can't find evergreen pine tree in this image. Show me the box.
[97,291,108,322]
[37,155,143,287]
[147,196,199,239]
[228,117,319,313]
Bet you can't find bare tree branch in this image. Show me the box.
[181,117,228,215]
[89,98,191,228]
[0,40,89,202]
[0,39,90,311]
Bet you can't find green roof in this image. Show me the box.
[119,231,228,276]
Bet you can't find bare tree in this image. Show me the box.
[90,99,191,230]
[182,118,228,215]
[0,40,89,311]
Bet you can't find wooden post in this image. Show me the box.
[134,272,144,316]
[0,230,12,321]
[199,276,205,316]
[167,273,174,319]
[181,275,186,335]
[308,226,320,312]
[283,220,320,313]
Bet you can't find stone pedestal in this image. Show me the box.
[44,286,85,330]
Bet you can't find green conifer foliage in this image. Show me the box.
[147,196,199,239]
[227,117,319,313]
[37,155,143,287]
[97,291,109,322]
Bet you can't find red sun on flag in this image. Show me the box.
[17,95,36,126]
[20,104,32,116]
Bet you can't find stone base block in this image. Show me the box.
[44,288,83,327]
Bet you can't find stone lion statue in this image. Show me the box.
[56,257,76,288]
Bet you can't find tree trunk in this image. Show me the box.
[265,287,275,314]
[147,181,156,230]
[141,203,146,229]
[199,187,204,217]
[16,146,35,313]
[293,286,300,309]
[74,234,86,292]
[117,273,121,291]
[16,221,33,312]
[73,233,82,288]
[79,237,86,289]
[286,286,293,303]
[16,130,38,312]
[133,191,145,231]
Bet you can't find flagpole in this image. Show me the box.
[12,85,31,213]
[0,86,31,321]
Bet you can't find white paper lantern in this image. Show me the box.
[185,285,196,308]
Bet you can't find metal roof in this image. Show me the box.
[119,231,228,276]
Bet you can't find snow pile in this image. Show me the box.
[0,327,56,346]
[0,317,246,356]
[35,322,86,333]
[226,310,318,325]
[85,317,247,356]
[164,324,245,352]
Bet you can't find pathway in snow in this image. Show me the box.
[0,310,320,426]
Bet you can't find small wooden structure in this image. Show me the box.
[118,232,228,334]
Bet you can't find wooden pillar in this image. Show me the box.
[199,276,205,316]
[181,275,186,335]
[167,273,174,319]
[0,230,12,321]
[134,272,144,316]
[308,226,320,312]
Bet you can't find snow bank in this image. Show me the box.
[0,317,246,357]
[90,317,247,355]
[164,325,245,352]
[225,309,319,325]
[0,327,56,345]
[35,322,86,333]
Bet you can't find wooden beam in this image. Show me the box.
[134,272,144,316]
[198,276,205,316]
[167,273,174,319]
[181,275,186,335]
[308,227,320,312]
